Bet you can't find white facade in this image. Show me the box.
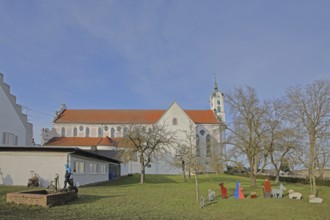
[0,147,120,187]
[0,73,33,146]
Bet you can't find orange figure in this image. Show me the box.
[234,181,245,199]
[238,183,245,199]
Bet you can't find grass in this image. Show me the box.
[0,174,329,220]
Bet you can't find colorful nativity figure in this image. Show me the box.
[263,178,272,198]
[63,163,72,189]
[234,181,245,199]
[219,182,227,199]
[62,164,78,193]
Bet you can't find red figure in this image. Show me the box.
[219,183,227,199]
[263,178,272,198]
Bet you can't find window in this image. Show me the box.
[100,164,107,174]
[73,161,85,174]
[123,127,128,136]
[104,126,109,131]
[111,128,115,138]
[85,127,90,137]
[98,127,103,137]
[61,127,65,137]
[206,135,212,157]
[89,163,98,174]
[217,100,221,105]
[117,126,121,132]
[79,126,84,131]
[199,130,205,136]
[2,132,18,146]
[73,127,78,137]
[142,126,146,133]
[172,118,178,125]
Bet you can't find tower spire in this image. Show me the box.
[214,76,219,92]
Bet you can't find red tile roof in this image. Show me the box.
[54,109,220,125]
[55,110,166,124]
[45,136,115,147]
[185,110,220,124]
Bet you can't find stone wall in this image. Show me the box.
[6,190,77,207]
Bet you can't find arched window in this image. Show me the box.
[111,128,115,138]
[73,127,78,137]
[206,135,212,157]
[98,127,103,137]
[196,134,200,156]
[85,127,90,137]
[142,126,146,133]
[61,127,65,137]
[217,100,221,105]
[123,127,128,137]
[172,118,178,125]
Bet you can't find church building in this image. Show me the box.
[42,82,226,176]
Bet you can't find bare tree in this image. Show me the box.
[226,86,268,186]
[172,123,205,201]
[172,143,190,182]
[286,80,330,196]
[119,123,177,184]
[315,138,330,179]
[263,99,300,184]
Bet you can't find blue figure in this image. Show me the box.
[234,181,239,198]
[65,164,71,173]
[63,164,72,189]
[234,181,245,199]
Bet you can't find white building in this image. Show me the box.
[0,146,120,186]
[43,82,226,175]
[0,73,33,146]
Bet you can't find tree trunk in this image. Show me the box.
[140,155,145,184]
[275,174,280,185]
[275,169,281,185]
[140,166,145,184]
[195,172,199,202]
[250,158,257,186]
[182,160,187,182]
[309,130,317,195]
[250,174,256,187]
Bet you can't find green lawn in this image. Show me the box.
[0,174,329,220]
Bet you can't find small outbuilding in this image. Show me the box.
[0,146,121,187]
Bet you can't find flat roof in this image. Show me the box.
[0,146,121,164]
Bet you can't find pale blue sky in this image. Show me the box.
[1,0,329,143]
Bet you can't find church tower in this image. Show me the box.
[210,79,226,124]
